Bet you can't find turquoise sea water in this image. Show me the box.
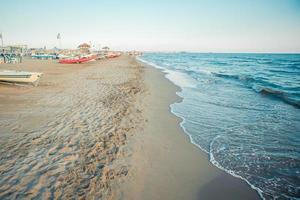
[138,53,300,200]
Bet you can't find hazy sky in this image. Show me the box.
[1,0,300,52]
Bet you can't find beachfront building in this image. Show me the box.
[1,45,27,54]
[0,45,27,64]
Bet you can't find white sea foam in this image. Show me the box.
[137,57,164,70]
[164,69,197,88]
[209,135,265,200]
[170,105,265,200]
[137,57,197,89]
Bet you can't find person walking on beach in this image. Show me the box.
[17,53,22,63]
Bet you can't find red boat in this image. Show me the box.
[106,52,121,58]
[59,54,97,64]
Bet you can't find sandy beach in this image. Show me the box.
[0,56,259,199]
[121,59,259,200]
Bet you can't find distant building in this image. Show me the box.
[1,45,27,54]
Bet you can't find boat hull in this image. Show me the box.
[0,71,43,85]
[59,54,97,64]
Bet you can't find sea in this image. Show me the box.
[138,53,300,200]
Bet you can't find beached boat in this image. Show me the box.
[0,70,43,86]
[59,54,97,64]
[32,54,57,60]
[106,52,121,58]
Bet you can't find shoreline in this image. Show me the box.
[121,58,260,199]
[0,56,259,199]
[137,57,264,199]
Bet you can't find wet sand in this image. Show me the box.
[0,56,259,199]
[121,60,260,200]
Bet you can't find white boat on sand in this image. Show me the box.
[0,70,43,86]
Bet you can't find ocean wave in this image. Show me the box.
[253,87,300,108]
[212,72,265,89]
[183,68,213,76]
[208,60,230,66]
[211,72,300,108]
[212,72,254,82]
[269,69,300,74]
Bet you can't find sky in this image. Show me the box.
[1,0,300,52]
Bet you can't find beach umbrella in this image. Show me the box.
[78,43,91,49]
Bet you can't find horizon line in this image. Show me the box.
[1,45,300,54]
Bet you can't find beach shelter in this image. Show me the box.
[78,43,91,54]
[102,46,110,51]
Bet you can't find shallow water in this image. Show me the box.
[139,53,300,200]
